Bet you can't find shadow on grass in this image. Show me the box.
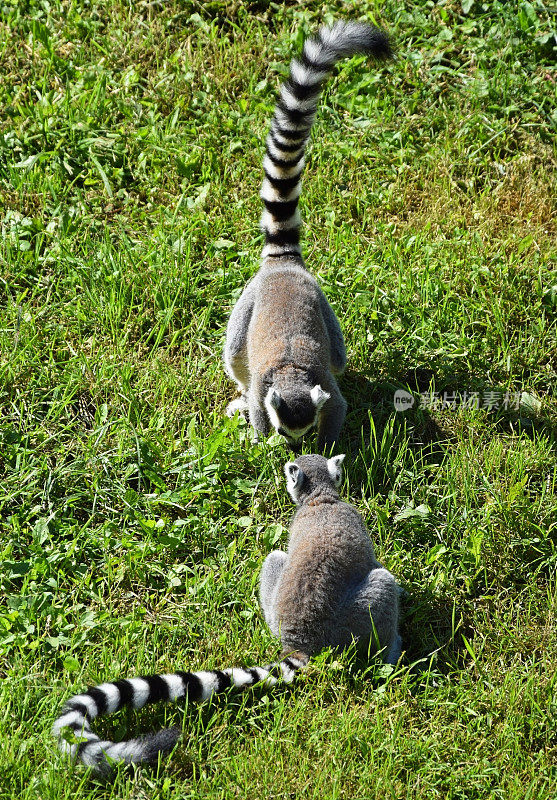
[341,364,556,467]
[398,584,471,671]
[338,368,449,494]
[399,364,557,452]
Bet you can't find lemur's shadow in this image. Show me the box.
[339,363,556,472]
[339,367,448,486]
[361,364,552,439]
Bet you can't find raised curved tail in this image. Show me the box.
[52,654,308,776]
[260,21,391,260]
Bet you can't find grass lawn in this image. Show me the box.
[1,0,556,797]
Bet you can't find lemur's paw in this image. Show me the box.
[226,396,249,418]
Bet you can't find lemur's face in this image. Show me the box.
[284,454,345,503]
[264,385,330,449]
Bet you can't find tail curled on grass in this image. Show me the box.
[53,654,308,775]
[260,20,391,260]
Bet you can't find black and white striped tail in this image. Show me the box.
[52,655,307,776]
[260,21,391,260]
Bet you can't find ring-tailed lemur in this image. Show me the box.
[260,454,400,662]
[52,454,400,776]
[224,21,392,450]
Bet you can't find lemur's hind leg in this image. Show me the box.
[336,567,400,662]
[384,633,402,665]
[259,550,287,636]
[224,281,256,415]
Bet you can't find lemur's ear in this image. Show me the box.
[327,454,345,487]
[310,384,330,410]
[284,461,304,502]
[267,389,281,410]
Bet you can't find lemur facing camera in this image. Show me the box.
[52,454,400,776]
[224,21,392,450]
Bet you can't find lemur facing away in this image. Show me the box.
[224,22,392,450]
[260,454,400,661]
[52,454,400,776]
